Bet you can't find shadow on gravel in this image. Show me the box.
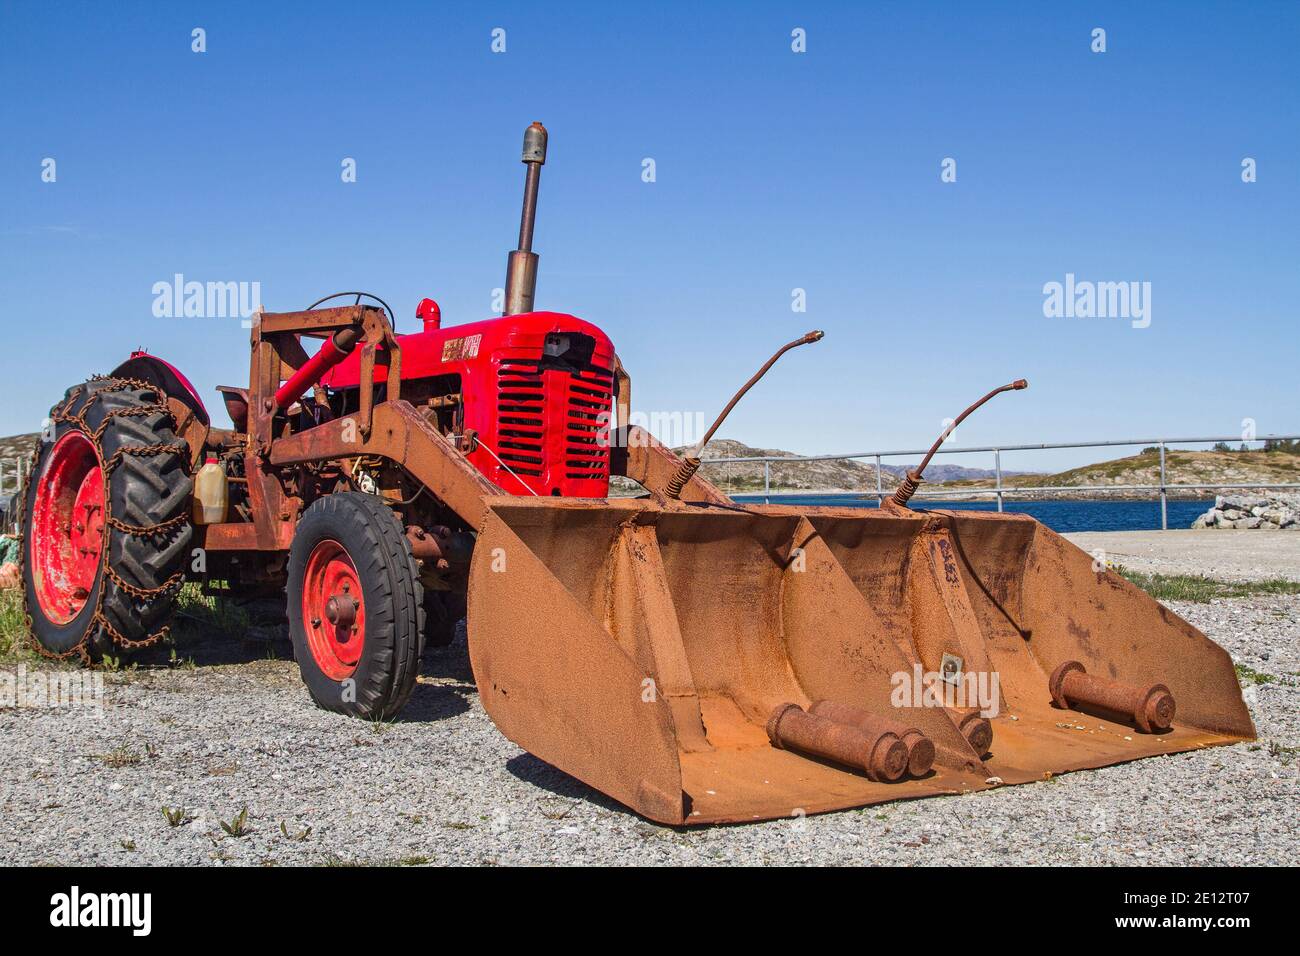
[504,753,638,819]
[397,631,476,723]
[126,595,292,669]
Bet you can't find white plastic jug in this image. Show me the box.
[192,456,229,525]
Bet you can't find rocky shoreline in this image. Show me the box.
[1191,494,1299,530]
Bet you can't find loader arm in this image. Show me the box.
[609,426,731,505]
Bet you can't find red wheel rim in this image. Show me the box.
[30,431,106,625]
[301,539,366,681]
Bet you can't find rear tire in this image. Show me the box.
[287,493,424,719]
[21,378,193,660]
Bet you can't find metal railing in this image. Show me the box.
[0,455,29,533]
[0,456,28,498]
[702,434,1300,529]
[4,434,1297,532]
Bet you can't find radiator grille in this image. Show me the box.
[565,366,613,480]
[494,360,613,484]
[496,360,545,477]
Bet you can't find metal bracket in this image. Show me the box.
[940,652,964,686]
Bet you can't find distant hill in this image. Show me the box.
[0,433,38,464]
[685,439,1033,495]
[941,448,1300,500]
[683,440,1300,500]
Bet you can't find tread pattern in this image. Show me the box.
[22,378,193,659]
[287,493,425,719]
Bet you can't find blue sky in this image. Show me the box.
[1,0,1296,472]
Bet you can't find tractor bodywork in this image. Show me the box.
[20,123,1254,824]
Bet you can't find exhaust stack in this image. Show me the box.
[504,121,548,315]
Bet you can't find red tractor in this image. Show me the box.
[19,124,1253,825]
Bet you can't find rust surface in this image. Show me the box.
[466,496,1254,824]
[1049,660,1176,733]
[610,426,730,504]
[809,699,936,778]
[767,702,909,782]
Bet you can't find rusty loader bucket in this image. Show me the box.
[467,497,1254,825]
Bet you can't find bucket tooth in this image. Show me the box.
[809,700,936,778]
[767,703,909,782]
[777,515,988,770]
[467,501,687,825]
[1049,660,1176,734]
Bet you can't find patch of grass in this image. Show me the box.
[398,855,431,866]
[162,805,193,828]
[98,745,143,768]
[280,821,311,842]
[1234,664,1297,688]
[1117,568,1300,603]
[0,588,34,662]
[171,584,251,643]
[1268,741,1299,762]
[1235,663,1276,686]
[220,807,252,838]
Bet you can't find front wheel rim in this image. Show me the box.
[30,431,105,624]
[301,539,366,681]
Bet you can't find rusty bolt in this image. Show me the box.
[808,699,935,778]
[767,703,908,783]
[1049,660,1175,734]
[957,711,993,756]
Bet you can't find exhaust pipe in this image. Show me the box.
[504,122,548,315]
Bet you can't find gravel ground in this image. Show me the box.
[1064,529,1300,582]
[1,589,1296,866]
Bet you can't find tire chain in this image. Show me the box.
[21,375,192,662]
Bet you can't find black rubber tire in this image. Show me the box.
[22,378,193,660]
[286,493,424,720]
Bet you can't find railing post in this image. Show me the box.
[994,448,1003,513]
[1158,441,1167,530]
[875,454,883,507]
[763,460,770,505]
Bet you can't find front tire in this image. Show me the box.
[287,493,424,719]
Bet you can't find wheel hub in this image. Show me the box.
[324,593,358,630]
[301,540,366,680]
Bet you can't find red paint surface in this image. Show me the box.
[323,311,615,497]
[30,431,105,624]
[274,337,348,410]
[301,539,366,681]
